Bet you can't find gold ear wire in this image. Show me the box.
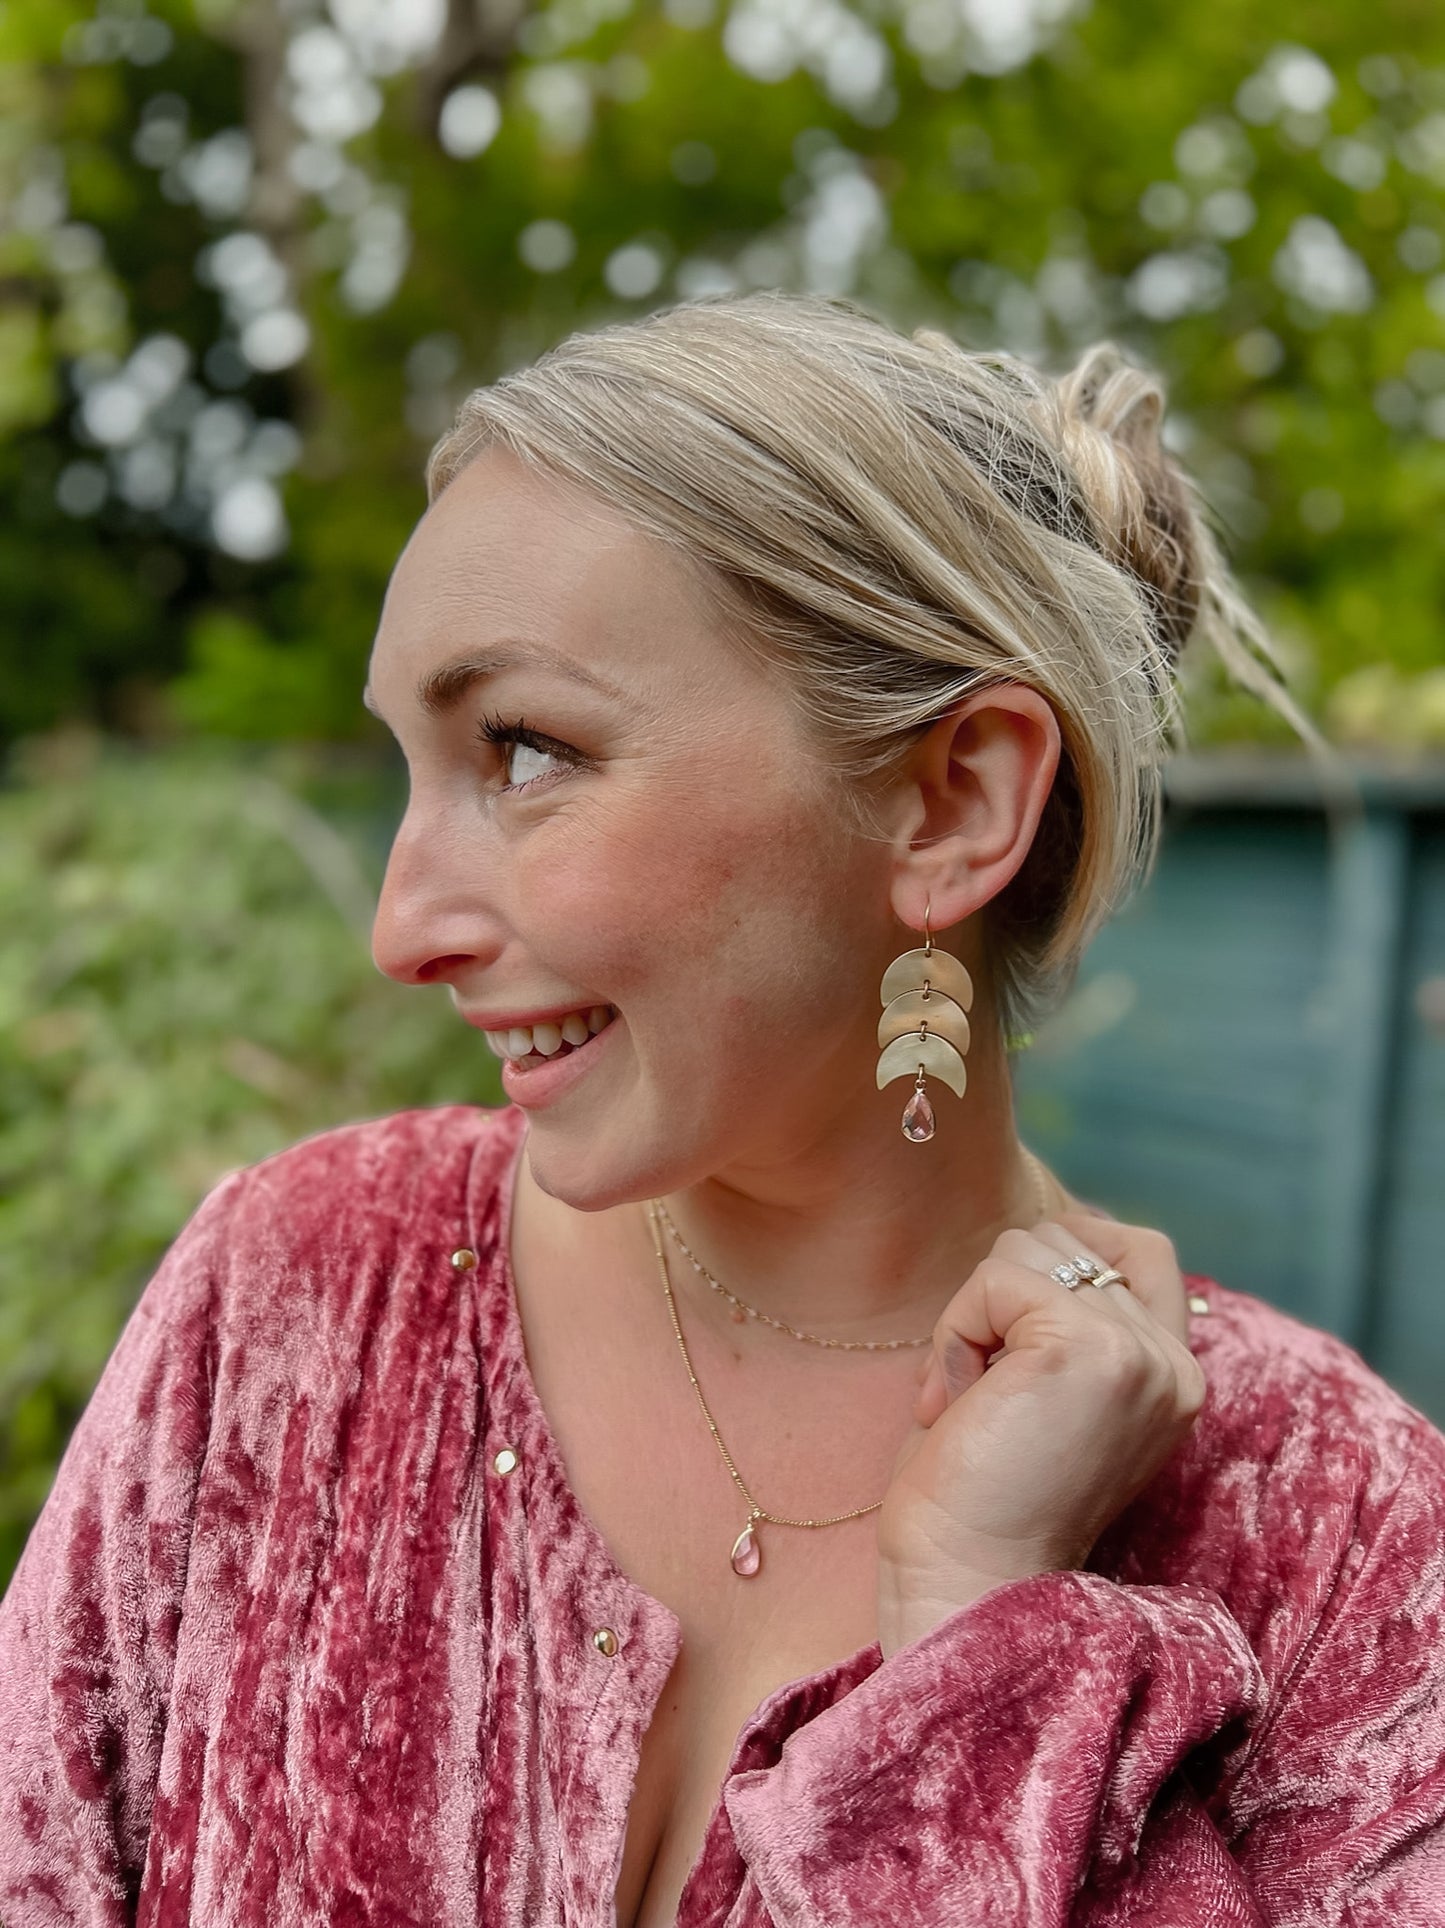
[876,897,972,1142]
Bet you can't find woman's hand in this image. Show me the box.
[875,1211,1207,1657]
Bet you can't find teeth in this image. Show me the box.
[485,1005,615,1061]
[530,1021,564,1056]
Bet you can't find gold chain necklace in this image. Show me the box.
[643,1147,1058,1577]
[653,1146,1055,1350]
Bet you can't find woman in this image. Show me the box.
[2,291,1442,1927]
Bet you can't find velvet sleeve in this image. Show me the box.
[714,1429,1445,1926]
[0,1169,245,1927]
[1221,1425,1445,1919]
[717,1570,1272,1925]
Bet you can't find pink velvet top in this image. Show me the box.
[3,1100,1444,1925]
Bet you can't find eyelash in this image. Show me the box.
[473,710,586,793]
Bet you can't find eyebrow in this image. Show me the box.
[362,644,626,721]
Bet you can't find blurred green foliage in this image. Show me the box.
[0,730,495,1586]
[2,0,1444,755]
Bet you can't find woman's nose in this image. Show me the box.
[370,815,496,988]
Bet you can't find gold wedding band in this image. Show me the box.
[1089,1268,1131,1292]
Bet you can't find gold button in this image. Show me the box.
[1187,1294,1210,1315]
[493,1447,519,1476]
[592,1627,619,1657]
[451,1248,478,1270]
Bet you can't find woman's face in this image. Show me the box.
[367,446,898,1209]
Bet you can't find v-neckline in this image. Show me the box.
[461,1104,885,1919]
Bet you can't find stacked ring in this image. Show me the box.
[1050,1259,1133,1294]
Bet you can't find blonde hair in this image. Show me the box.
[427,290,1303,1033]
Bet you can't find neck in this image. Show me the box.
[654,1022,1062,1344]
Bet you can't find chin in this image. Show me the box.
[521,1103,709,1217]
[521,1127,661,1217]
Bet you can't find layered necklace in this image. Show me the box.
[643,1148,1055,1577]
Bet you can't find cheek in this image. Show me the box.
[511,787,816,1016]
[550,817,870,1084]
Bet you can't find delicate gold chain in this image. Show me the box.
[654,1146,1056,1351]
[646,1200,882,1529]
[643,1147,1060,1535]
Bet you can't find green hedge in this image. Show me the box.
[0,734,500,1591]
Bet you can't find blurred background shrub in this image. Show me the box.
[0,728,496,1580]
[3,0,1445,1585]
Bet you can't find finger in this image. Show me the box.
[1039,1213,1204,1409]
[1025,1222,1115,1285]
[919,1251,1147,1419]
[1046,1210,1191,1346]
[972,1226,1160,1379]
[1027,1219,1168,1337]
[1012,1222,1172,1357]
[992,1225,1109,1283]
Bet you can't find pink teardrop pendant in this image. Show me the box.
[730,1521,761,1577]
[901,1085,936,1142]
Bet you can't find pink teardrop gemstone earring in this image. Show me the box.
[901,1075,936,1143]
[877,899,972,1144]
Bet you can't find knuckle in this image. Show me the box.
[1176,1354,1209,1417]
[1097,1321,1150,1384]
[1134,1226,1179,1267]
[1032,1329,1075,1373]
[971,1256,1013,1300]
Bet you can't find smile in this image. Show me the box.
[483,1005,616,1067]
[491,1005,620,1110]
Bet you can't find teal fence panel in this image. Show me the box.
[1015,757,1445,1429]
[1368,819,1445,1424]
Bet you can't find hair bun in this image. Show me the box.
[1053,343,1200,663]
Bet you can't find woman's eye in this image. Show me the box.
[473,713,583,793]
[505,739,559,788]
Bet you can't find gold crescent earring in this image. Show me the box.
[876,898,973,1143]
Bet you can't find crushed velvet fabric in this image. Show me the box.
[2,1100,1444,1926]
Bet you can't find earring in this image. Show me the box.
[876,899,973,1143]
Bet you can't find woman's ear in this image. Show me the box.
[887,684,1062,931]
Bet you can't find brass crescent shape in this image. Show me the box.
[879,948,974,1011]
[875,1033,968,1099]
[877,990,970,1057]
